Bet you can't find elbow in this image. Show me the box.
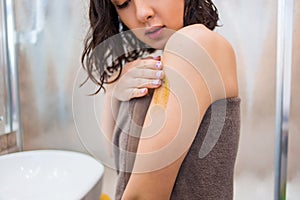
[121,193,141,200]
[122,191,164,200]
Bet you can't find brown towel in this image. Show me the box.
[113,92,240,200]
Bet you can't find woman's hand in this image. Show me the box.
[113,57,164,101]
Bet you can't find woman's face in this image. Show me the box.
[112,0,185,49]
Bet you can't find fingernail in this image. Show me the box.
[153,79,161,85]
[141,88,147,93]
[156,71,163,78]
[153,56,161,61]
[155,61,162,69]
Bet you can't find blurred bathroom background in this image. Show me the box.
[0,0,299,199]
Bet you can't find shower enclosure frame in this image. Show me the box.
[274,0,294,199]
[0,0,22,150]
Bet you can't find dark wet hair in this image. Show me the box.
[81,0,219,93]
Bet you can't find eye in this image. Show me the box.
[116,0,131,9]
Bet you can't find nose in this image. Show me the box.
[134,0,154,23]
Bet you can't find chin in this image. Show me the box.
[148,41,167,50]
[143,37,170,50]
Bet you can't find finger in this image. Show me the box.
[132,68,164,79]
[133,78,162,88]
[152,56,161,61]
[136,59,163,70]
[142,56,161,61]
[130,88,149,99]
[122,77,159,88]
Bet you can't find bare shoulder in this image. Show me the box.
[176,24,235,57]
[165,24,239,99]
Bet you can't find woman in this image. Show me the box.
[82,0,240,199]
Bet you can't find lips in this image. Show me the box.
[145,26,165,39]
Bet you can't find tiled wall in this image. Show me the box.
[0,132,19,155]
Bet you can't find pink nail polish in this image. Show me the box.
[155,61,162,69]
[141,88,147,93]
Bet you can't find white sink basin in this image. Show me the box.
[0,150,104,200]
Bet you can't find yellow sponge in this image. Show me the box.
[99,193,111,200]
